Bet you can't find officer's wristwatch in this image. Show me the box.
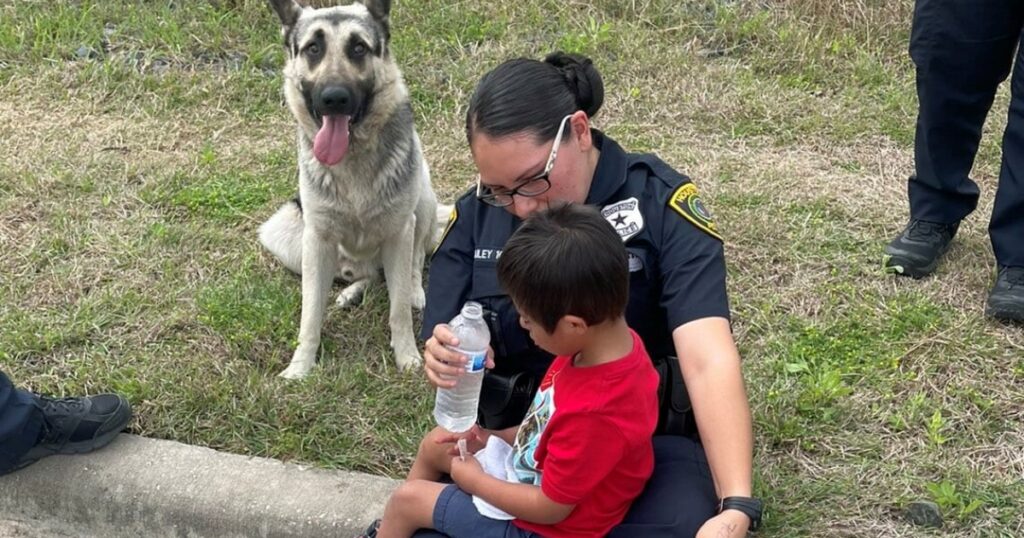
[718,496,763,532]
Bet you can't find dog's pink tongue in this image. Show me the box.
[313,115,351,166]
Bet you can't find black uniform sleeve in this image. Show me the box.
[420,194,476,341]
[657,186,731,330]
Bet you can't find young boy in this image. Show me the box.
[367,204,660,538]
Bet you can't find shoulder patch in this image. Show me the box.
[433,205,458,255]
[668,183,722,241]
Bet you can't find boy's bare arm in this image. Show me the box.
[450,456,573,525]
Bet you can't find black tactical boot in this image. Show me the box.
[986,266,1024,322]
[883,219,959,278]
[13,393,132,472]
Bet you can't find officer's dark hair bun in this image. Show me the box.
[466,53,607,143]
[543,52,604,118]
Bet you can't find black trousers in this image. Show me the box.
[909,0,1024,267]
[0,370,42,475]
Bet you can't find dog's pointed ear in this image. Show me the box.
[362,0,391,29]
[268,0,302,29]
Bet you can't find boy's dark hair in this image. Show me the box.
[496,204,628,333]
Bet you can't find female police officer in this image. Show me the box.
[419,53,761,537]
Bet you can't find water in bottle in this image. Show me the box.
[433,301,490,432]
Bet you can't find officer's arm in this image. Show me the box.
[673,319,753,501]
[658,180,753,535]
[674,320,754,537]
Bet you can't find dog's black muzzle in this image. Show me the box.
[316,85,358,116]
[302,80,372,129]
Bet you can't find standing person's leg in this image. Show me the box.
[607,436,718,538]
[886,0,1024,278]
[0,370,44,475]
[987,34,1024,321]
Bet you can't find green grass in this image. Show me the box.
[2,1,1023,536]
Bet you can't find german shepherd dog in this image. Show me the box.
[259,0,438,378]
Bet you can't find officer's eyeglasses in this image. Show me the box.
[476,114,573,208]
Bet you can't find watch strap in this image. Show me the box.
[719,496,763,531]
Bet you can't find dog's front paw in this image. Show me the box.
[278,363,312,379]
[394,350,423,372]
[335,280,368,309]
[279,351,316,380]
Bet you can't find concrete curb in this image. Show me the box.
[0,434,399,537]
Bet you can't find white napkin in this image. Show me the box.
[470,436,517,520]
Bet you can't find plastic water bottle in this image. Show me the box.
[433,301,490,432]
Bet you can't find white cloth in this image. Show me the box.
[470,435,517,520]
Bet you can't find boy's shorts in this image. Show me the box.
[433,484,540,538]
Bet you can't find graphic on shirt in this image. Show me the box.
[601,197,645,242]
[511,379,556,486]
[668,183,722,241]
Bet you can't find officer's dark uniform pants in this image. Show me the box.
[909,0,1024,267]
[412,436,717,537]
[606,436,718,537]
[0,370,43,475]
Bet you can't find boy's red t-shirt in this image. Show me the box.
[510,329,659,538]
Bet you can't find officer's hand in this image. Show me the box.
[695,509,749,538]
[424,324,468,388]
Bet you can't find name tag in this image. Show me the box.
[474,248,502,261]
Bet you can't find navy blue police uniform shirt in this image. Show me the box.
[422,130,730,411]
